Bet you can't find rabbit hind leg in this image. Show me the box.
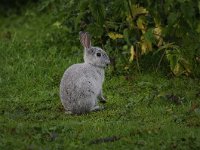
[90,105,104,112]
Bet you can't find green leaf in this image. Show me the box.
[198,1,200,13]
[87,23,104,38]
[167,12,179,26]
[75,12,85,30]
[180,1,195,19]
[166,50,178,71]
[79,0,89,11]
[143,28,156,44]
[89,1,105,26]
[196,23,200,33]
[153,43,178,55]
[123,28,130,44]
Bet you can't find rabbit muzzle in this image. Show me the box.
[106,60,110,67]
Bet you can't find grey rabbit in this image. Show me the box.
[60,32,110,114]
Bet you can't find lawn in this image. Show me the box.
[0,10,200,150]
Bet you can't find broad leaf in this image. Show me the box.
[108,32,123,40]
[129,45,135,62]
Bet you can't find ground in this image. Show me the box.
[0,11,200,150]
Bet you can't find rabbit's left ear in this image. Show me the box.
[79,31,91,49]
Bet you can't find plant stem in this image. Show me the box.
[156,50,165,72]
[126,0,134,19]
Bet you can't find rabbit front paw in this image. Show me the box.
[65,110,73,115]
[99,96,107,103]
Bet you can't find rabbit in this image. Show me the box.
[60,32,110,114]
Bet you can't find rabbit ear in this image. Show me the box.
[79,31,91,49]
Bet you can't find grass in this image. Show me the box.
[0,8,200,150]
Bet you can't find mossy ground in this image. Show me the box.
[0,10,200,150]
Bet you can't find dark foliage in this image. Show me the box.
[1,0,200,77]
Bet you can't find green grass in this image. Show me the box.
[0,11,200,150]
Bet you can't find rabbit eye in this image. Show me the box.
[96,53,101,57]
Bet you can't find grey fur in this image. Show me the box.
[60,32,110,114]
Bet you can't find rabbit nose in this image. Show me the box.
[106,60,110,66]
